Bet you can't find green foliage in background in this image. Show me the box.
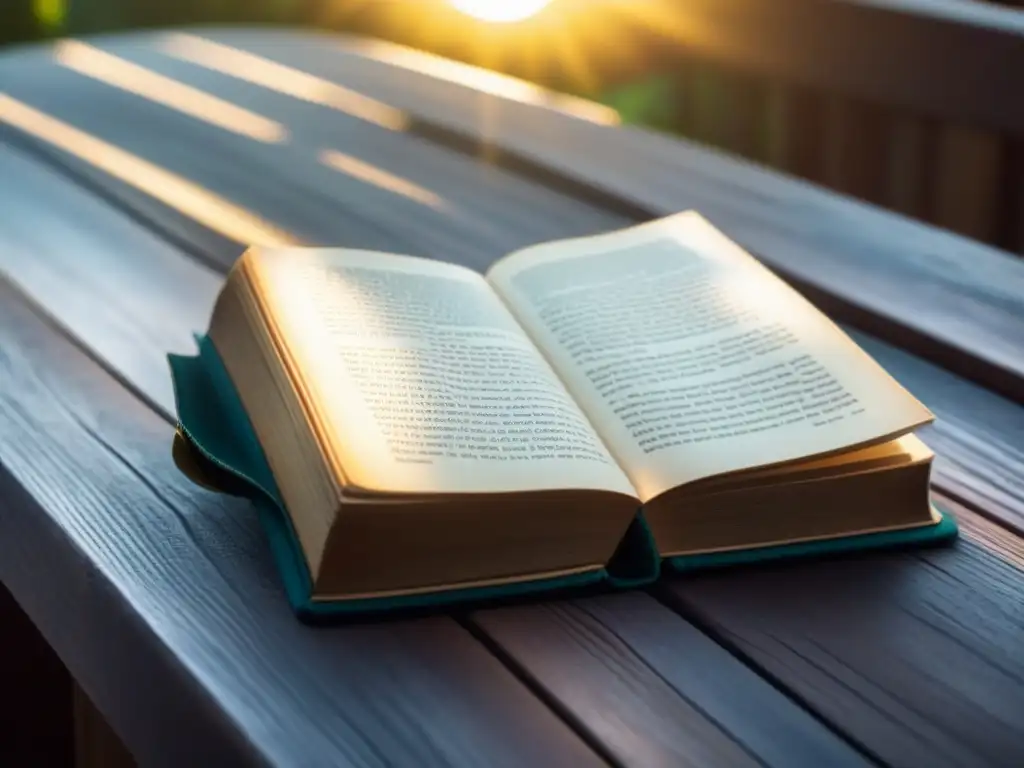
[33,0,67,30]
[600,75,678,131]
[3,0,310,43]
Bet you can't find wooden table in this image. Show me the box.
[1,27,1023,768]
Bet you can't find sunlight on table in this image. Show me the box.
[0,93,297,247]
[161,34,408,131]
[450,0,551,22]
[53,40,287,143]
[319,150,448,211]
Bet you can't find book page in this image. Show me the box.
[487,212,933,501]
[248,248,636,497]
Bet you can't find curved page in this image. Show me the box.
[488,212,933,501]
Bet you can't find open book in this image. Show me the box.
[169,212,956,617]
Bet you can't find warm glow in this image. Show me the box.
[342,38,620,125]
[450,0,550,22]
[53,40,287,143]
[320,150,447,210]
[160,34,408,131]
[0,93,297,247]
[310,0,701,122]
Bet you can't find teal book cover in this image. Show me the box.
[169,335,958,622]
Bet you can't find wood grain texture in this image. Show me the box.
[937,496,1024,572]
[189,26,1024,402]
[0,143,221,417]
[0,278,603,768]
[663,515,1024,768]
[472,594,869,767]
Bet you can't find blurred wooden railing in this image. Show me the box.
[584,0,1024,256]
[654,64,1022,254]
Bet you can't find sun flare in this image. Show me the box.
[315,0,692,107]
[449,0,551,23]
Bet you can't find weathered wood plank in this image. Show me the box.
[0,143,221,416]
[0,277,604,768]
[474,497,1024,768]
[471,594,870,767]
[663,521,1024,768]
[937,496,1024,572]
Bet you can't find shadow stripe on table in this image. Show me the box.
[0,122,239,272]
